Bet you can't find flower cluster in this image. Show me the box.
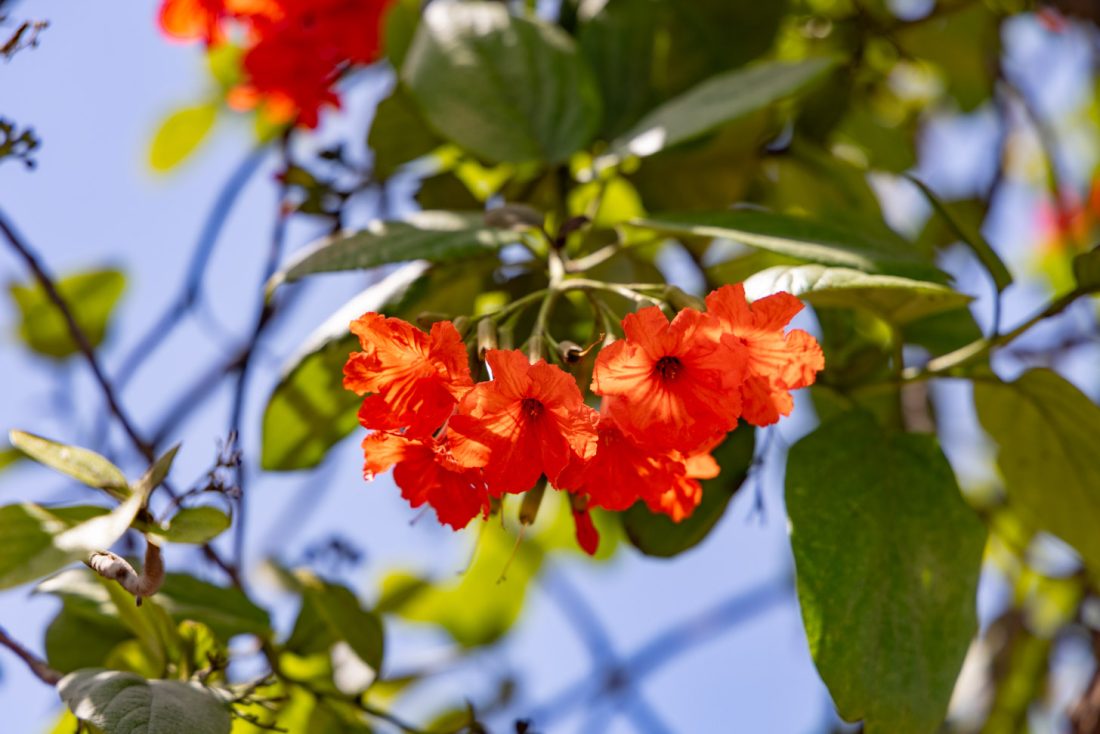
[157,0,391,128]
[343,285,824,554]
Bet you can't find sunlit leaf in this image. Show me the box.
[9,268,126,360]
[606,57,836,161]
[975,369,1100,571]
[9,430,129,500]
[149,103,218,172]
[403,1,601,164]
[787,411,985,733]
[59,669,231,734]
[153,506,231,545]
[742,264,972,325]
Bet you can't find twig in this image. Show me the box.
[87,540,165,605]
[0,207,154,461]
[0,625,61,685]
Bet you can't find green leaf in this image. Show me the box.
[0,446,21,472]
[974,369,1100,570]
[606,57,837,161]
[46,602,133,674]
[622,425,754,558]
[299,575,385,676]
[59,669,231,734]
[9,430,129,500]
[132,444,180,498]
[0,470,154,589]
[382,0,420,69]
[154,506,231,545]
[157,573,272,639]
[269,211,514,290]
[402,1,601,164]
[906,175,1011,292]
[902,307,982,356]
[743,264,972,325]
[149,103,218,172]
[1073,244,1100,292]
[634,210,946,281]
[369,86,442,180]
[9,269,126,360]
[378,521,543,647]
[786,411,985,734]
[262,260,491,471]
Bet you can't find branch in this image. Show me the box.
[0,207,154,462]
[0,625,61,685]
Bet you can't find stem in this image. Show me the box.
[0,625,61,685]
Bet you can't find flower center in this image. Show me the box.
[654,356,683,382]
[521,397,544,421]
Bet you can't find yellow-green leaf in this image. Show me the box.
[149,103,218,172]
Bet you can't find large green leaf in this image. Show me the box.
[633,209,946,282]
[9,268,126,360]
[402,1,601,164]
[9,430,129,500]
[46,602,133,674]
[622,424,754,558]
[742,264,972,325]
[59,669,231,734]
[606,57,836,161]
[152,506,231,545]
[262,260,491,471]
[378,520,543,648]
[269,211,513,289]
[975,369,1100,570]
[786,411,985,733]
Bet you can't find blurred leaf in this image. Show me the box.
[132,444,180,498]
[154,506,231,545]
[378,521,543,647]
[59,669,231,734]
[607,57,837,160]
[743,264,972,325]
[895,3,999,111]
[157,573,272,639]
[45,602,133,673]
[149,103,218,172]
[906,175,1011,292]
[9,268,125,360]
[623,424,754,557]
[633,209,946,281]
[382,0,420,69]
[975,369,1100,571]
[299,574,385,676]
[369,85,442,179]
[262,260,490,471]
[0,446,20,473]
[8,430,129,500]
[1073,245,1100,291]
[416,171,484,210]
[787,411,985,734]
[902,306,982,355]
[402,1,601,164]
[269,212,515,290]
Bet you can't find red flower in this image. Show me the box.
[703,285,824,427]
[157,0,281,43]
[557,414,680,512]
[343,314,472,437]
[572,507,600,556]
[592,306,743,452]
[360,432,489,530]
[647,445,721,522]
[449,349,598,496]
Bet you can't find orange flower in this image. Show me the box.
[648,445,722,522]
[343,314,472,437]
[156,0,281,43]
[449,350,598,496]
[703,285,823,427]
[592,306,743,452]
[557,414,680,512]
[361,432,489,530]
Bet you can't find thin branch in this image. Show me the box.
[0,207,154,462]
[0,625,61,685]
